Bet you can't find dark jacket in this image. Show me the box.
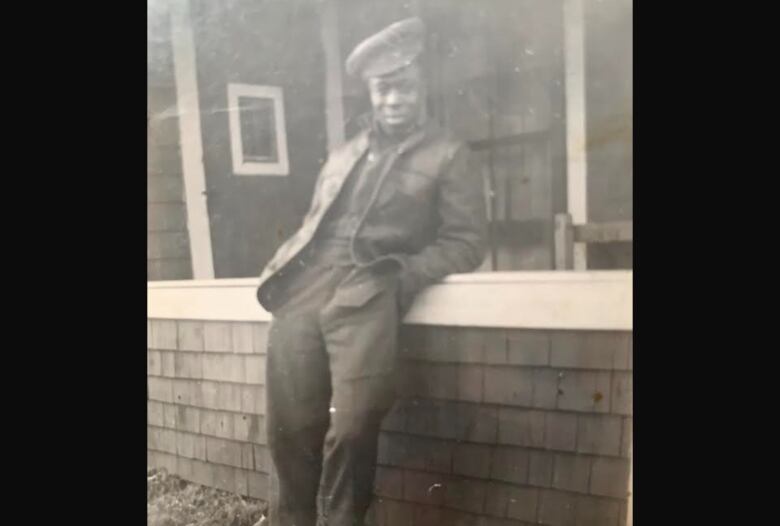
[256,121,488,314]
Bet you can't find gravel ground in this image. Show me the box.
[147,467,267,526]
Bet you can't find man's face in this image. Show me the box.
[367,63,424,136]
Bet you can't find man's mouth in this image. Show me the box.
[384,112,409,122]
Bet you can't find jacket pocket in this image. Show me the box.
[329,269,398,308]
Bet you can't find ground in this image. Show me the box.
[147,467,267,526]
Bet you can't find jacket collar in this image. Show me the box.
[368,116,438,157]
[319,117,437,213]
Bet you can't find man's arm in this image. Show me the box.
[395,142,488,313]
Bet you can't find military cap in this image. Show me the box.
[345,17,425,79]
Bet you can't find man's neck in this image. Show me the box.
[371,116,426,152]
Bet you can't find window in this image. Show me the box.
[227,84,290,176]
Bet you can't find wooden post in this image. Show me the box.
[563,0,588,270]
[574,220,633,243]
[554,213,574,270]
[169,0,215,279]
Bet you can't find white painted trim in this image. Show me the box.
[148,271,632,330]
[227,84,290,176]
[564,0,589,270]
[169,0,215,279]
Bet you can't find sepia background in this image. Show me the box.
[148,0,632,524]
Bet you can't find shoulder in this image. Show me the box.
[319,129,370,175]
[329,129,369,158]
[424,128,475,175]
[402,126,468,176]
[343,128,371,151]
[424,127,471,163]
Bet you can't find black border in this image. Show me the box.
[10,1,146,520]
[632,0,761,523]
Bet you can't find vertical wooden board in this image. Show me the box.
[529,139,553,221]
[151,320,178,350]
[235,468,249,497]
[148,377,174,403]
[544,412,577,452]
[575,494,621,526]
[490,446,530,485]
[178,321,205,352]
[537,488,576,526]
[148,401,164,427]
[148,350,162,377]
[589,456,630,498]
[147,174,185,203]
[203,322,233,352]
[231,322,254,353]
[429,0,493,141]
[490,0,528,138]
[557,370,612,413]
[503,143,534,222]
[147,203,188,233]
[610,372,632,416]
[528,450,555,488]
[212,464,237,494]
[147,232,190,260]
[505,486,539,523]
[576,414,622,456]
[551,453,591,493]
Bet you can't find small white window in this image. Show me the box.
[227,83,290,176]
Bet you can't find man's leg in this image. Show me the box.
[266,311,332,526]
[317,285,399,525]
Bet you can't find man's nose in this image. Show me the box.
[385,89,402,106]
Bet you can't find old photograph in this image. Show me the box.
[147,1,633,525]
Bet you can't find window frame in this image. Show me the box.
[227,83,290,177]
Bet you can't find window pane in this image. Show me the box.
[238,96,279,163]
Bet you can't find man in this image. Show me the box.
[256,17,487,526]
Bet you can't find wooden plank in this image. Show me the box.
[529,133,553,222]
[574,221,633,243]
[491,218,548,244]
[469,130,550,151]
[554,213,574,270]
[148,271,633,330]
